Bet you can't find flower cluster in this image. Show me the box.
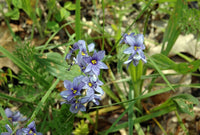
[120,33,147,67]
[61,40,108,113]
[1,108,42,135]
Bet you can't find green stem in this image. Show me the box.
[128,61,143,110]
[95,108,99,133]
[75,0,81,41]
[128,87,134,135]
[0,92,33,104]
[175,111,189,135]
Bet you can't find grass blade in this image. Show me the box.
[75,0,81,41]
[28,78,60,124]
[161,0,187,55]
[146,54,174,91]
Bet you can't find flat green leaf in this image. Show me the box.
[55,12,62,22]
[36,52,81,81]
[148,53,176,69]
[64,1,72,9]
[46,21,59,32]
[4,8,20,20]
[174,60,200,74]
[172,94,199,116]
[147,54,175,91]
[66,4,76,11]
[12,0,22,8]
[60,8,70,20]
[21,0,32,17]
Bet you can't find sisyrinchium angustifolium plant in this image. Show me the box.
[60,40,108,113]
[0,0,200,134]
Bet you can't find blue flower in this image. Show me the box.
[120,33,135,44]
[75,53,88,73]
[65,41,79,60]
[22,121,42,135]
[82,75,104,95]
[124,53,147,67]
[123,34,145,56]
[78,41,95,57]
[122,33,147,67]
[5,108,26,122]
[66,40,95,60]
[83,51,108,75]
[60,76,85,101]
[81,89,101,105]
[62,98,86,113]
[1,124,23,135]
[70,99,86,113]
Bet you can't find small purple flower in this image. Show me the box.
[5,108,25,122]
[64,98,86,113]
[81,89,101,105]
[120,33,135,44]
[1,124,12,135]
[65,41,79,60]
[124,53,147,67]
[123,34,145,56]
[78,41,95,57]
[82,75,104,95]
[76,53,88,73]
[83,51,108,75]
[22,121,42,135]
[1,124,23,135]
[77,40,88,57]
[60,76,85,101]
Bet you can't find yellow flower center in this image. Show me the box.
[91,60,97,64]
[71,88,77,94]
[29,130,36,135]
[134,46,140,50]
[75,105,78,109]
[88,82,92,87]
[81,51,86,56]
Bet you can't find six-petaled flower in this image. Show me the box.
[22,121,42,135]
[60,76,85,101]
[83,51,108,75]
[121,33,147,67]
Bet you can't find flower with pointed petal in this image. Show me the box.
[76,53,88,73]
[65,41,79,60]
[124,53,147,68]
[5,108,26,122]
[120,33,135,44]
[123,34,145,56]
[81,89,101,105]
[82,75,104,95]
[63,98,86,113]
[60,76,85,101]
[22,121,42,135]
[83,51,108,75]
[78,41,95,57]
[1,124,23,135]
